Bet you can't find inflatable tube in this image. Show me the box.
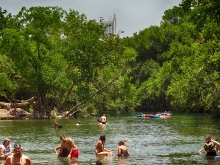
[136,114,153,117]
[150,115,171,119]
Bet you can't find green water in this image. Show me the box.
[0,113,220,164]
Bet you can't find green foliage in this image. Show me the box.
[2,1,220,119]
[0,6,135,116]
[29,105,34,113]
[0,54,17,97]
[50,109,57,118]
[124,0,220,119]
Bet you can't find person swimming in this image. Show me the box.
[53,122,62,129]
[117,141,130,157]
[100,114,107,124]
[76,121,81,126]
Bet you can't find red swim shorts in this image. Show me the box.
[71,149,79,158]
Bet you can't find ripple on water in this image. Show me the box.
[0,114,219,164]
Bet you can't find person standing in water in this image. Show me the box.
[4,144,32,165]
[100,114,107,124]
[117,141,130,157]
[199,135,220,156]
[58,135,79,158]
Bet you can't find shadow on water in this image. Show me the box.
[0,113,220,164]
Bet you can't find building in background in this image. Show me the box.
[104,13,116,35]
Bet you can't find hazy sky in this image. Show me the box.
[0,0,182,37]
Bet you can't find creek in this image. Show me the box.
[0,113,219,164]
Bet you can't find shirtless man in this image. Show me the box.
[58,135,79,158]
[100,114,107,124]
[4,144,32,165]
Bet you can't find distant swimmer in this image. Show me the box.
[53,122,62,129]
[76,121,81,126]
[100,114,107,124]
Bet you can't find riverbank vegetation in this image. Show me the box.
[0,0,220,120]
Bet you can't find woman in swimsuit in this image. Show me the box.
[117,141,130,157]
[0,138,12,159]
[95,135,113,156]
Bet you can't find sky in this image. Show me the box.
[0,0,182,38]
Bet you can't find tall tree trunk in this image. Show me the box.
[58,83,74,112]
[64,67,125,117]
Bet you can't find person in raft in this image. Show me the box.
[100,114,107,124]
[4,144,32,165]
[95,135,113,156]
[117,141,130,157]
[198,135,220,156]
[57,135,79,158]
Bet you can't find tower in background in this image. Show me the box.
[104,13,116,35]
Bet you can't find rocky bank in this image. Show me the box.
[0,109,32,120]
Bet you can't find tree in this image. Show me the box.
[0,6,135,117]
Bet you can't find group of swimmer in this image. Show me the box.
[2,114,220,165]
[155,111,170,116]
[53,114,106,129]
[0,134,129,165]
[52,114,128,164]
[54,121,81,129]
[54,134,130,159]
[0,139,31,165]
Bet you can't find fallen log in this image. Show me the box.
[64,67,125,117]
[0,97,35,109]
